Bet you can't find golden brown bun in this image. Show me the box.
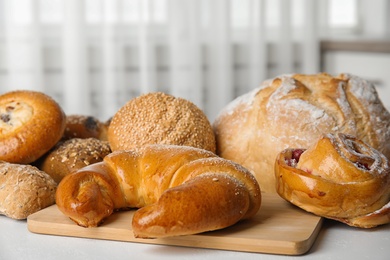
[108,92,216,153]
[275,133,390,228]
[213,73,390,193]
[38,138,111,184]
[0,161,57,219]
[63,115,109,141]
[0,90,66,164]
[56,144,261,238]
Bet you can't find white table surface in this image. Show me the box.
[0,214,389,260]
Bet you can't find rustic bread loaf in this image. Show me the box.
[213,73,390,192]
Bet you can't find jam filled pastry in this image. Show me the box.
[275,133,390,228]
[56,144,261,238]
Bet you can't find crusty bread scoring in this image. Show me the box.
[213,73,390,193]
[108,92,216,153]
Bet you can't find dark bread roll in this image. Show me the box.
[38,138,111,183]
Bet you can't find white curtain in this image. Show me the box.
[0,0,321,122]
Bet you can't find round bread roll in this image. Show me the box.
[63,114,109,141]
[38,138,111,184]
[0,90,66,164]
[0,160,57,219]
[213,73,390,193]
[275,133,390,228]
[108,92,216,153]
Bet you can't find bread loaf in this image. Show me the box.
[56,144,261,238]
[275,133,390,228]
[213,73,390,193]
[108,92,216,153]
[0,161,57,219]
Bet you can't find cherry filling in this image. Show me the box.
[285,149,305,167]
[355,161,370,171]
[84,116,99,131]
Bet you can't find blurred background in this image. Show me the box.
[0,0,389,121]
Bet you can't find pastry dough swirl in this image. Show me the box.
[275,133,390,228]
[56,144,261,238]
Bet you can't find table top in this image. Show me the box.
[0,214,389,260]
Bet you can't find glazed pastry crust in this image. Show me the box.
[275,133,390,228]
[63,115,109,141]
[56,144,261,238]
[0,90,66,164]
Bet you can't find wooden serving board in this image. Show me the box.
[27,193,322,255]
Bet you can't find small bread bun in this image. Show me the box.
[38,138,111,183]
[63,115,109,141]
[108,92,216,153]
[213,73,390,193]
[0,90,66,164]
[0,161,57,219]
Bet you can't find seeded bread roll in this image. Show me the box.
[63,115,109,141]
[213,73,390,193]
[0,161,57,219]
[0,90,66,164]
[108,92,216,153]
[38,138,111,184]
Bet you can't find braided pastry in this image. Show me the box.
[275,133,390,228]
[56,144,261,238]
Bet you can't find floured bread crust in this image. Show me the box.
[213,73,390,193]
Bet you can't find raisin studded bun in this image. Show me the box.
[63,114,109,141]
[37,138,111,184]
[0,90,66,164]
[108,92,216,153]
[213,73,390,193]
